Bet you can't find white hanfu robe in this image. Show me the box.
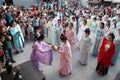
[80,35,92,65]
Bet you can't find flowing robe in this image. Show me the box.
[10,24,23,49]
[58,41,72,76]
[47,20,55,44]
[80,36,92,65]
[112,35,120,65]
[93,29,105,56]
[96,38,116,75]
[30,41,53,68]
[65,29,75,49]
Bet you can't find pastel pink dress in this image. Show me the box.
[66,29,75,49]
[58,41,72,76]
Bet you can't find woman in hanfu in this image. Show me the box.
[96,33,116,76]
[93,22,105,57]
[53,34,72,76]
[79,28,92,65]
[10,21,24,53]
[89,17,99,54]
[54,19,63,46]
[30,34,54,72]
[47,16,55,44]
[111,19,118,37]
[104,20,112,37]
[112,28,120,65]
[65,23,75,50]
[71,17,76,34]
[89,17,98,40]
[77,20,88,48]
[40,14,47,35]
[90,17,98,33]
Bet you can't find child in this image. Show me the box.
[27,21,34,41]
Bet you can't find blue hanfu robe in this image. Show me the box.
[55,24,62,46]
[93,29,105,56]
[10,24,23,49]
[112,35,120,65]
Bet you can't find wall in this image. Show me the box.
[13,0,42,7]
[112,0,120,3]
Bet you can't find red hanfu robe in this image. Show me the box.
[97,38,116,68]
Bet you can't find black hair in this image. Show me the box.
[93,17,97,20]
[58,19,61,22]
[11,20,16,25]
[60,34,67,41]
[113,19,117,28]
[83,20,87,24]
[3,2,6,5]
[72,17,75,20]
[113,19,116,22]
[85,28,90,35]
[32,34,44,48]
[108,33,115,42]
[70,23,73,27]
[100,22,104,29]
[107,20,110,26]
[37,34,45,41]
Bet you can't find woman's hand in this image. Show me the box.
[6,26,10,31]
[51,45,54,49]
[51,44,58,51]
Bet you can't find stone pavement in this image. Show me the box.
[13,41,120,80]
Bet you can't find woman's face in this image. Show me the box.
[58,21,61,25]
[99,23,102,29]
[108,35,113,42]
[85,32,89,36]
[69,26,73,29]
[113,20,116,24]
[12,22,16,27]
[50,17,53,21]
[1,28,6,35]
[8,8,11,12]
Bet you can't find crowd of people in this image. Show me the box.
[0,0,120,80]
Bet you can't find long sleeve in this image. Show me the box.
[33,41,52,53]
[86,37,92,47]
[31,41,53,65]
[10,28,16,36]
[58,42,71,62]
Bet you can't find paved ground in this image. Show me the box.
[13,39,120,80]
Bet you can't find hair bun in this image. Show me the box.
[60,34,67,41]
